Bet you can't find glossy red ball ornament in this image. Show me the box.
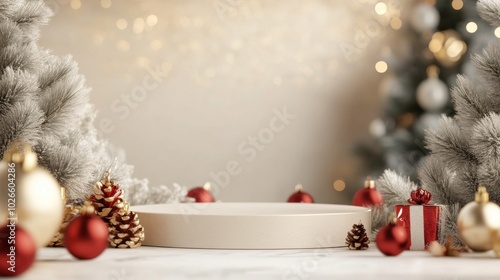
[353,179,383,206]
[287,184,314,203]
[376,221,408,256]
[64,205,109,260]
[187,182,215,202]
[0,225,37,277]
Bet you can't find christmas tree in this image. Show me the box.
[359,0,495,181]
[376,0,500,241]
[0,0,186,204]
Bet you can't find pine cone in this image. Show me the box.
[109,210,145,248]
[47,205,81,247]
[87,173,125,222]
[345,222,370,250]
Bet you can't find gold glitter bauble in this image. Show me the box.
[0,141,64,248]
[457,186,500,252]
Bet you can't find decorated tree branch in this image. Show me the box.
[375,0,500,242]
[0,0,186,204]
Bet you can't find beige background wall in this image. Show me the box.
[39,0,391,203]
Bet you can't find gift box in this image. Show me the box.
[395,204,441,250]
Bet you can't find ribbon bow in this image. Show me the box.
[407,188,431,205]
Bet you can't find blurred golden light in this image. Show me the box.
[150,39,162,50]
[428,32,444,53]
[426,65,440,78]
[333,180,346,192]
[429,30,467,67]
[446,40,465,60]
[116,18,127,30]
[495,27,500,38]
[375,61,388,73]
[133,18,145,33]
[146,15,158,27]
[451,0,463,10]
[375,2,388,15]
[70,0,81,10]
[101,0,112,8]
[390,18,402,30]
[466,22,478,33]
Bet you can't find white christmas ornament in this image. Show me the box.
[370,119,386,138]
[0,143,64,248]
[410,3,440,33]
[416,78,449,112]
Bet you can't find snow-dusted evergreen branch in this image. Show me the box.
[451,75,490,129]
[477,0,500,27]
[471,112,500,160]
[377,170,418,205]
[472,46,500,111]
[425,116,478,168]
[478,160,500,202]
[417,156,456,205]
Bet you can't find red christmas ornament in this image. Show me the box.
[408,188,431,205]
[64,205,109,260]
[376,219,408,256]
[187,182,215,202]
[287,184,314,203]
[353,179,383,206]
[0,225,36,277]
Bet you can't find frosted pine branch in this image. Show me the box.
[417,156,456,205]
[0,68,37,113]
[439,203,461,244]
[455,164,478,203]
[478,160,500,202]
[0,101,43,154]
[472,45,500,111]
[451,75,490,129]
[471,112,500,161]
[377,170,417,206]
[425,116,478,169]
[478,0,500,27]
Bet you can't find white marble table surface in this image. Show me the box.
[15,246,500,280]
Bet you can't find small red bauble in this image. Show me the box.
[376,221,408,256]
[353,179,383,206]
[0,224,37,277]
[64,205,109,260]
[287,184,314,203]
[187,182,215,203]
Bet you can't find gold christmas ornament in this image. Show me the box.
[457,186,500,252]
[0,141,65,247]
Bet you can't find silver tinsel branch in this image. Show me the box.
[0,0,186,204]
[373,0,500,242]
